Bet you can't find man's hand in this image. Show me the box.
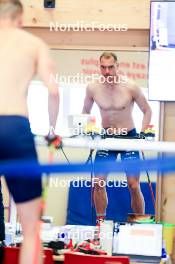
[144,125,156,139]
[139,132,146,139]
[138,126,156,140]
[45,134,62,149]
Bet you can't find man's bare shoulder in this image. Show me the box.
[15,29,47,48]
[86,80,102,91]
[124,77,138,91]
[124,77,142,99]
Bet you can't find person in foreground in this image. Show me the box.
[0,0,59,263]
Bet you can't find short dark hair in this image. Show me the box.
[0,0,23,19]
[100,52,118,62]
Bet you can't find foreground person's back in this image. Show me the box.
[0,1,59,264]
[0,28,48,116]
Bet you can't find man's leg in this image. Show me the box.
[94,149,116,223]
[16,197,43,264]
[1,117,43,263]
[5,175,43,264]
[121,148,145,214]
[0,179,5,242]
[93,176,108,222]
[127,177,145,214]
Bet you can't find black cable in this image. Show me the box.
[60,147,71,164]
[63,133,95,224]
[141,150,156,208]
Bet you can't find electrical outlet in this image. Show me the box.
[44,0,55,8]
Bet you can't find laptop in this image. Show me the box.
[67,114,95,137]
[112,223,163,263]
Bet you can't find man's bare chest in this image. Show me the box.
[93,87,132,111]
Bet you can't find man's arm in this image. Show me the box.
[82,85,94,114]
[131,84,152,132]
[37,42,59,134]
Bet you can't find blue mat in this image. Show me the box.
[66,181,156,225]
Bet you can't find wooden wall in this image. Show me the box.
[25,28,149,50]
[22,0,150,29]
[21,0,150,49]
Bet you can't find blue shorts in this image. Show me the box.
[0,116,42,203]
[94,128,140,176]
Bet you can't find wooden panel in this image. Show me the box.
[161,174,175,222]
[25,28,149,48]
[164,103,175,117]
[163,103,175,141]
[160,102,175,262]
[22,0,151,29]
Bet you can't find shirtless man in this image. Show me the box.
[82,52,152,224]
[0,1,59,263]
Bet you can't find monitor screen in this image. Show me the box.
[113,223,162,257]
[149,1,175,101]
